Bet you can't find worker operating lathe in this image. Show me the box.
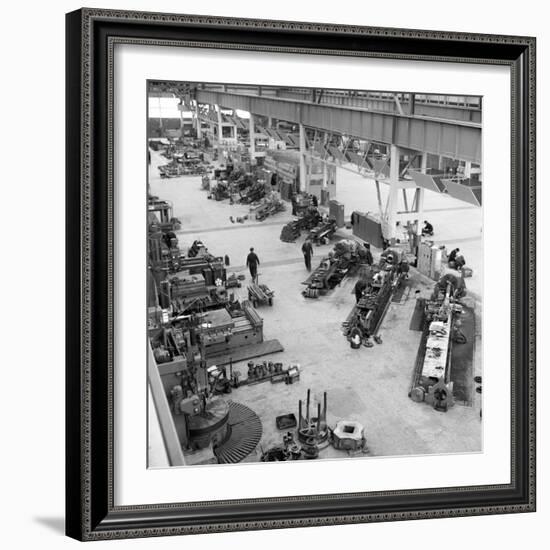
[354,278,368,302]
[246,247,260,283]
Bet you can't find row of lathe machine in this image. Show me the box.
[147,189,289,465]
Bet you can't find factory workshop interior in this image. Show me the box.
[147,81,483,467]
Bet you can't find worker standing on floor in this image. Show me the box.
[364,242,374,266]
[301,238,314,271]
[354,278,368,303]
[291,193,298,216]
[246,247,260,283]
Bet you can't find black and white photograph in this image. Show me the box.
[0,0,542,545]
[147,81,483,467]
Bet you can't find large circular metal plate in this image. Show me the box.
[214,401,262,464]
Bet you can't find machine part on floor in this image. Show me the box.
[252,193,286,221]
[331,420,368,454]
[410,386,426,403]
[300,206,323,230]
[260,446,287,462]
[247,282,274,307]
[342,256,407,346]
[304,239,364,297]
[276,413,297,430]
[301,439,319,459]
[239,181,266,204]
[280,219,302,243]
[236,361,300,387]
[297,389,329,447]
[158,156,208,178]
[157,141,209,177]
[214,401,263,464]
[279,206,323,243]
[349,329,362,349]
[302,243,360,298]
[409,275,464,410]
[426,379,454,412]
[209,179,231,201]
[285,364,300,384]
[260,432,302,462]
[302,287,319,299]
[309,218,337,245]
[225,273,242,289]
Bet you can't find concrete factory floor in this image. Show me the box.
[148,150,482,465]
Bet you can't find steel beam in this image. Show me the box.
[216,104,223,149]
[249,114,255,159]
[194,101,202,139]
[384,145,401,241]
[416,154,427,236]
[195,90,481,164]
[277,90,482,122]
[299,123,307,193]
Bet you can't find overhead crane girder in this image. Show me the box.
[194,89,481,164]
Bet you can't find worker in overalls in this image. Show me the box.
[301,238,314,271]
[246,247,260,283]
[291,193,298,216]
[364,242,374,265]
[354,278,368,302]
[422,220,434,236]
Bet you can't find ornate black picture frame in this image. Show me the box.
[66,8,536,541]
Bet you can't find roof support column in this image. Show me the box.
[178,101,185,135]
[299,123,307,194]
[194,101,202,139]
[383,144,400,242]
[415,153,427,236]
[249,113,256,160]
[216,104,223,150]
